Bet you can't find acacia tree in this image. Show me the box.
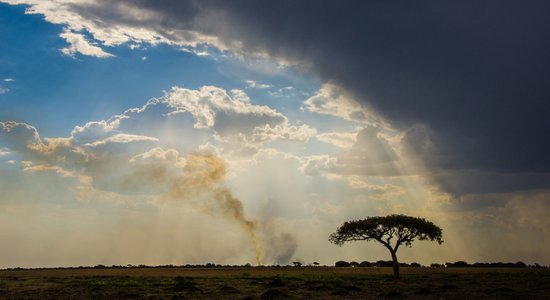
[329,214,443,278]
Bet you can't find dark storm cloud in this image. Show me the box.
[245,1,549,175]
[97,0,550,195]
[433,171,550,196]
[17,0,550,195]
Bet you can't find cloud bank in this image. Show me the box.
[3,0,548,198]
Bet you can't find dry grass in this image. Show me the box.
[0,266,535,278]
[0,267,548,299]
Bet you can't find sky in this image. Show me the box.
[0,0,549,268]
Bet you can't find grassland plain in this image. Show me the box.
[0,267,549,299]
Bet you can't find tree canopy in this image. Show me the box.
[329,214,443,277]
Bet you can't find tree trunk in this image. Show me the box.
[390,250,400,278]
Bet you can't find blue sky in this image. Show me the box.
[0,1,549,268]
[0,3,323,137]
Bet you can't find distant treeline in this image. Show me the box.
[2,261,548,271]
[3,263,304,270]
[334,260,546,268]
[3,264,251,270]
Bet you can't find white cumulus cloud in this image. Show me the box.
[0,0,227,57]
[84,133,158,148]
[60,29,113,58]
[1,85,316,193]
[245,80,271,89]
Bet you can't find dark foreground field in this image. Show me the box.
[1,267,549,299]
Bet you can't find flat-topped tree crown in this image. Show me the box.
[329,214,443,248]
[329,214,443,278]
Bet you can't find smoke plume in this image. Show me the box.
[1,120,286,265]
[260,228,297,265]
[164,153,264,265]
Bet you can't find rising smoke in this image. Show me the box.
[161,153,301,265]
[162,153,266,265]
[1,119,296,265]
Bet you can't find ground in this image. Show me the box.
[0,267,549,299]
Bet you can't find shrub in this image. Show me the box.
[335,261,351,267]
[359,261,373,267]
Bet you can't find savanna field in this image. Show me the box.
[1,266,549,299]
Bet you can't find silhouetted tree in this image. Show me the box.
[515,261,527,268]
[292,261,302,267]
[446,261,469,267]
[329,214,443,278]
[335,260,351,267]
[376,260,393,267]
[359,261,373,267]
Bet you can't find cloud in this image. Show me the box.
[60,29,113,58]
[5,0,542,196]
[0,121,134,197]
[316,132,356,148]
[0,121,42,153]
[302,126,403,178]
[344,177,406,200]
[84,133,158,148]
[51,86,311,163]
[431,170,550,197]
[0,78,13,94]
[71,86,311,154]
[3,0,548,181]
[339,127,399,164]
[0,0,227,55]
[160,86,314,155]
[245,80,271,89]
[0,121,91,181]
[8,0,546,190]
[268,86,298,98]
[230,89,250,102]
[303,83,372,124]
[166,86,285,132]
[252,124,316,143]
[0,147,10,157]
[339,127,401,176]
[192,1,548,195]
[300,155,336,177]
[70,119,122,144]
[20,160,81,179]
